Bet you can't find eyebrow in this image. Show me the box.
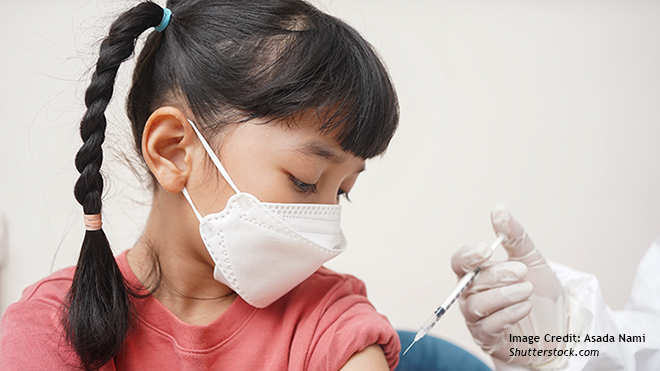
[297,142,342,162]
[295,142,366,172]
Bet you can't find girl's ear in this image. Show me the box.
[142,107,195,193]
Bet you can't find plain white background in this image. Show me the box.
[2,0,660,367]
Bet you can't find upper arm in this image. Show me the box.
[297,271,400,370]
[339,344,390,371]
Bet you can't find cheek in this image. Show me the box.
[221,149,291,202]
[241,172,292,202]
[186,160,232,214]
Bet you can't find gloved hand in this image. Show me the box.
[451,205,577,368]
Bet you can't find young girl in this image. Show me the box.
[0,0,400,370]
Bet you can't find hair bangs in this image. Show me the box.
[260,11,400,159]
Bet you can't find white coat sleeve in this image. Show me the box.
[492,236,660,371]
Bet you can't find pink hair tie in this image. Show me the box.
[84,214,103,231]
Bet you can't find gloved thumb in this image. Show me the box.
[491,204,563,297]
[491,204,544,268]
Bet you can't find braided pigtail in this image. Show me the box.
[64,2,167,369]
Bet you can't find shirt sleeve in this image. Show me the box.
[301,271,400,371]
[0,295,81,370]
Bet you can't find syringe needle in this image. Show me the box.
[401,234,506,357]
[402,341,416,356]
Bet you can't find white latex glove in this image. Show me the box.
[451,205,577,368]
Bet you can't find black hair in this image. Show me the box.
[66,0,398,369]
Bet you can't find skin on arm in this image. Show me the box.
[339,344,390,371]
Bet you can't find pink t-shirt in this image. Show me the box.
[0,252,400,370]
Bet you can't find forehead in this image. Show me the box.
[223,116,364,169]
[263,120,352,160]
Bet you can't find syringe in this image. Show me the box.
[402,233,507,356]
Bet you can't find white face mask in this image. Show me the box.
[182,120,347,308]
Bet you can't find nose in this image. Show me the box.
[318,192,340,205]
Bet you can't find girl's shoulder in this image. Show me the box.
[18,265,77,308]
[277,267,400,370]
[287,266,368,309]
[307,266,367,292]
[0,266,83,369]
[17,251,133,308]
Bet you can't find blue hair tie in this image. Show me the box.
[155,7,172,32]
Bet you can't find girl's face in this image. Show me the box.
[185,118,366,216]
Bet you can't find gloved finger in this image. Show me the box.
[451,243,493,276]
[464,261,528,295]
[461,281,533,323]
[467,301,533,350]
[492,205,565,298]
[491,205,545,268]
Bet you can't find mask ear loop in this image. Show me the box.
[187,119,241,194]
[182,187,203,222]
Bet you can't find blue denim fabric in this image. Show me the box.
[395,330,492,371]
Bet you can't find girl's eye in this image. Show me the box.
[289,175,318,194]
